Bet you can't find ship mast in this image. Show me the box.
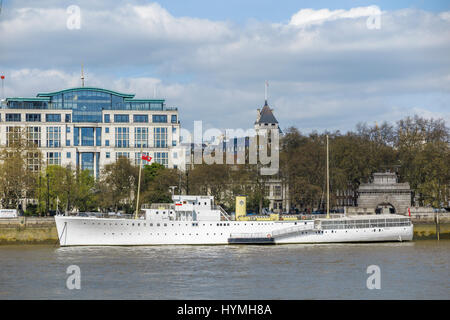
[326,134,330,219]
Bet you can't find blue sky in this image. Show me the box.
[157,0,450,22]
[0,1,449,133]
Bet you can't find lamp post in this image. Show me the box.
[46,173,50,216]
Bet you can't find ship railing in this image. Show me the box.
[229,232,272,239]
[71,212,135,219]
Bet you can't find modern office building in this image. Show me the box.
[0,87,180,177]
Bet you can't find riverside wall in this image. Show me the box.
[0,215,449,244]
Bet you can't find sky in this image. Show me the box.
[0,0,449,133]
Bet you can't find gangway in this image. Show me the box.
[228,223,316,244]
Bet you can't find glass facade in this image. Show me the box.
[134,127,148,148]
[46,127,61,148]
[81,127,95,146]
[153,115,167,123]
[133,115,148,123]
[6,114,21,122]
[116,152,130,160]
[155,152,168,167]
[46,114,61,122]
[114,114,129,123]
[26,114,41,122]
[154,127,167,148]
[47,152,61,165]
[81,153,94,175]
[96,128,102,146]
[115,127,129,148]
[26,127,41,147]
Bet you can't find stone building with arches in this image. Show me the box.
[355,172,412,215]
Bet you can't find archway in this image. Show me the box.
[375,203,396,214]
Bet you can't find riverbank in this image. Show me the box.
[0,216,448,244]
[0,217,58,244]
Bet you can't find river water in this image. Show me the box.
[0,240,448,300]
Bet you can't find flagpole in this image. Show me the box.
[134,144,143,220]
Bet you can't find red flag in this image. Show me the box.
[141,154,152,162]
[408,207,411,217]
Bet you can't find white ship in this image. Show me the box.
[55,134,413,246]
[55,195,413,246]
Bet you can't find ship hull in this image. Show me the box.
[55,216,413,246]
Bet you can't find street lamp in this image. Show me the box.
[46,173,49,216]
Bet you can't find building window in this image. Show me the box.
[66,127,70,133]
[115,127,129,148]
[65,114,71,123]
[114,114,129,123]
[133,115,148,123]
[67,152,71,159]
[66,140,70,146]
[105,140,110,146]
[96,127,101,146]
[104,114,110,123]
[106,152,110,159]
[135,127,148,148]
[154,127,167,148]
[80,127,94,146]
[116,152,130,160]
[172,127,176,133]
[46,127,61,148]
[154,152,168,167]
[152,115,167,123]
[6,114,21,122]
[26,127,41,147]
[26,114,41,122]
[6,127,21,147]
[264,185,270,196]
[172,140,177,146]
[47,152,61,165]
[105,127,109,133]
[27,152,40,172]
[171,115,177,123]
[274,186,282,197]
[46,114,61,122]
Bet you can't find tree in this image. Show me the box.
[98,157,138,212]
[0,127,41,211]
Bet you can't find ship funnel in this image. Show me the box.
[235,196,246,220]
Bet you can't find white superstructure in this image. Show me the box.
[55,195,413,246]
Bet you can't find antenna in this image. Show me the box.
[264,80,268,104]
[81,63,85,87]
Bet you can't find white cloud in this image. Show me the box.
[289,6,381,27]
[0,3,449,133]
